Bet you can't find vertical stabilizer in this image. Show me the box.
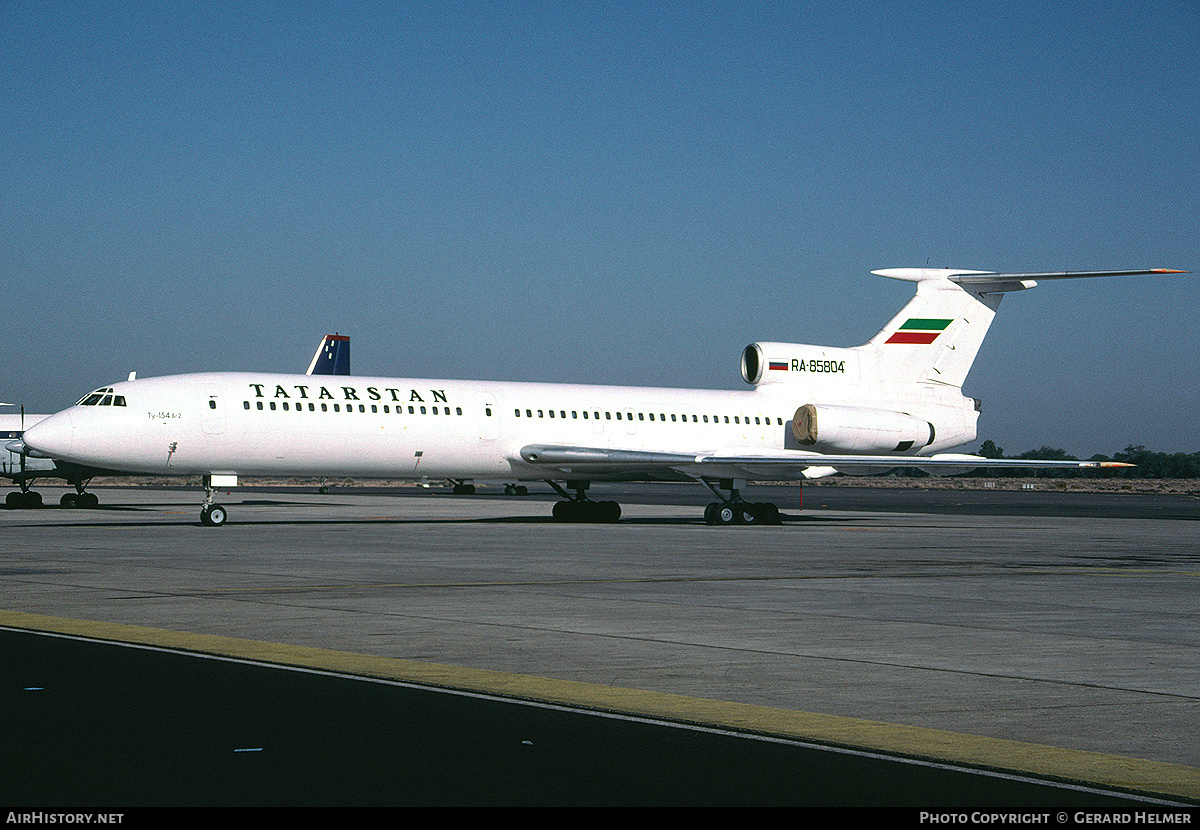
[864,270,1003,388]
[861,268,1182,389]
[306,334,351,376]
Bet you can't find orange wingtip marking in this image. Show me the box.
[1151,269,1187,274]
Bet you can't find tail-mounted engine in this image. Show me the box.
[792,403,935,454]
[742,342,860,386]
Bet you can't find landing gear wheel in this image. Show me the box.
[201,504,228,527]
[6,491,40,508]
[61,493,78,508]
[715,504,737,526]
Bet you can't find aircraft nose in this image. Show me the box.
[22,411,75,459]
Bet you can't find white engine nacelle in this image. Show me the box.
[792,403,935,454]
[742,342,860,386]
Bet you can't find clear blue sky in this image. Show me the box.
[3,1,1196,457]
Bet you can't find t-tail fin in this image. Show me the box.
[306,334,351,376]
[862,268,1184,388]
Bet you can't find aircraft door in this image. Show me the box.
[200,386,225,435]
[476,392,499,440]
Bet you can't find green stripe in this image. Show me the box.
[899,318,953,331]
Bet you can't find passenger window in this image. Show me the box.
[243,401,250,410]
[257,402,264,410]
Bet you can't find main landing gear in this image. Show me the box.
[4,482,100,509]
[547,480,621,523]
[200,475,227,527]
[700,478,781,526]
[5,489,43,508]
[60,479,100,508]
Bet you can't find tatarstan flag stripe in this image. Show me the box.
[898,318,953,330]
[886,331,941,344]
[885,318,953,345]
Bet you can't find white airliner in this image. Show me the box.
[20,268,1177,526]
[4,335,352,508]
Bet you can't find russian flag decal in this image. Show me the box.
[768,361,789,371]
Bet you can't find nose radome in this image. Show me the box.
[21,410,75,460]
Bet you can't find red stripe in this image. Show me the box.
[885,331,940,344]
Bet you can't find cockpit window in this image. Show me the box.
[76,387,126,407]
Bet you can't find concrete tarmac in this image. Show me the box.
[1,482,1197,805]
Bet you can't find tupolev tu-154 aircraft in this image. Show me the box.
[19,268,1180,526]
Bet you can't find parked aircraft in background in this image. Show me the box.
[22,270,1176,526]
[4,335,352,507]
[307,333,350,376]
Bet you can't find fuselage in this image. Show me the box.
[22,371,979,482]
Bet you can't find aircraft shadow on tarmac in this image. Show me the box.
[1,501,861,528]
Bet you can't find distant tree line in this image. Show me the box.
[968,441,1200,478]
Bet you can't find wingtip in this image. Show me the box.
[1150,269,1188,274]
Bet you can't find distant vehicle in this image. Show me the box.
[23,269,1174,526]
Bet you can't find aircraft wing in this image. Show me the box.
[517,445,1129,480]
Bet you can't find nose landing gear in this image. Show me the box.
[200,475,228,526]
